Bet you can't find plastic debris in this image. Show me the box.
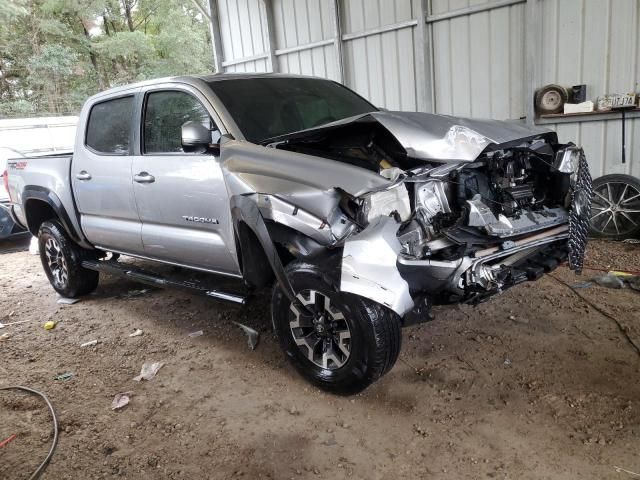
[128,329,144,337]
[593,274,624,289]
[133,361,164,381]
[54,372,74,381]
[0,333,10,341]
[56,296,80,305]
[121,289,150,299]
[80,340,98,347]
[0,434,17,449]
[503,358,512,366]
[28,236,39,255]
[0,318,34,329]
[111,392,132,410]
[188,330,203,338]
[44,321,57,330]
[233,321,260,350]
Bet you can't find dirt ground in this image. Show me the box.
[1,236,639,480]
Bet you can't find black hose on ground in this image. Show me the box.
[0,385,59,480]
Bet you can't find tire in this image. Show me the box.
[271,261,402,395]
[589,174,640,240]
[38,220,99,298]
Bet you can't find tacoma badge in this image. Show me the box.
[182,215,219,224]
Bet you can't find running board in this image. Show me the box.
[81,260,248,305]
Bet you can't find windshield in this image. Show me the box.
[207,77,376,143]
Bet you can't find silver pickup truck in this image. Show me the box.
[5,73,592,394]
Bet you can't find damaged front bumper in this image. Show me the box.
[340,216,571,317]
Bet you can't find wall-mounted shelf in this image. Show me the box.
[535,108,640,125]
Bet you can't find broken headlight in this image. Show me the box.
[554,146,582,174]
[359,185,411,225]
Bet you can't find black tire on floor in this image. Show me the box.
[589,174,640,240]
[38,220,99,298]
[272,261,402,395]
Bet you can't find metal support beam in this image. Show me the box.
[203,0,224,72]
[525,0,543,125]
[415,0,434,113]
[426,0,526,23]
[261,0,279,73]
[330,0,345,83]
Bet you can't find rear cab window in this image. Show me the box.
[85,96,134,155]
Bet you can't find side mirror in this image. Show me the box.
[181,121,218,154]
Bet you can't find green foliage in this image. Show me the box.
[0,0,214,117]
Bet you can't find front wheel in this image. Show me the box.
[272,261,402,395]
[38,220,99,298]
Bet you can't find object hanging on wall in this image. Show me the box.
[572,84,587,103]
[534,84,571,115]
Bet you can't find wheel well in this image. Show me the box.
[25,199,58,236]
[235,221,275,288]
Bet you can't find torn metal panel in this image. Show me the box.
[341,216,414,316]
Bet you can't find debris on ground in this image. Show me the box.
[28,236,39,255]
[0,434,17,449]
[0,318,35,329]
[54,372,74,381]
[133,361,164,381]
[43,320,57,330]
[111,392,132,410]
[128,329,143,337]
[592,274,625,289]
[188,330,203,338]
[0,333,10,341]
[80,340,98,347]
[56,296,80,305]
[233,321,260,350]
[120,289,150,299]
[571,281,593,289]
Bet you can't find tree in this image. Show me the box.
[0,0,213,117]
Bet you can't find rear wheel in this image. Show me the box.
[38,220,99,298]
[589,174,640,240]
[272,261,402,395]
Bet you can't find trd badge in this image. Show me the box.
[182,215,219,224]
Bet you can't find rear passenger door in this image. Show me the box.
[72,92,144,254]
[131,84,240,276]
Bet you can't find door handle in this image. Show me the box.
[133,172,155,184]
[76,171,92,180]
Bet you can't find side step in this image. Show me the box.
[81,260,248,305]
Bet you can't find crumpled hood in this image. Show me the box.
[370,111,552,161]
[267,110,553,162]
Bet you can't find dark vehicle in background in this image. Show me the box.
[5,74,592,394]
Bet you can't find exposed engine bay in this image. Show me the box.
[255,111,592,316]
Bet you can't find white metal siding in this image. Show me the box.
[213,0,639,176]
[539,0,640,178]
[430,0,526,119]
[273,0,340,80]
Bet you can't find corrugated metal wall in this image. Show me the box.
[430,0,526,120]
[213,0,639,176]
[340,0,420,111]
[538,0,640,178]
[272,0,339,80]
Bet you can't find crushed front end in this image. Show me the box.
[339,135,592,316]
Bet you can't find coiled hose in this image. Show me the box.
[0,386,58,480]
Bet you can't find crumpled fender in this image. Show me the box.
[340,216,414,316]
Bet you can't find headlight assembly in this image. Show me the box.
[554,146,582,174]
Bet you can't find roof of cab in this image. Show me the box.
[86,72,321,103]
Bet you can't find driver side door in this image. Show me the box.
[131,85,240,276]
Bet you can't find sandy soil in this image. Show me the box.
[0,236,639,480]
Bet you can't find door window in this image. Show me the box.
[85,96,134,154]
[143,90,220,154]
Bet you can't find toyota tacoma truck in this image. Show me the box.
[5,73,592,394]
